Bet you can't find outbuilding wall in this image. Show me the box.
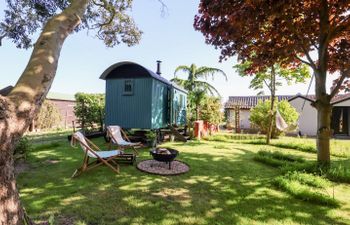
[289,97,317,136]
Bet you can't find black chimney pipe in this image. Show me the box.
[156,60,162,75]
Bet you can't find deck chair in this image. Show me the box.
[106,125,142,155]
[71,131,130,178]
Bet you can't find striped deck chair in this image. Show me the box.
[71,131,125,178]
[106,125,142,155]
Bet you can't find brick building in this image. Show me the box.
[0,86,77,130]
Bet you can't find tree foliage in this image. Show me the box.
[194,0,350,84]
[0,1,147,223]
[194,0,350,163]
[235,62,310,95]
[200,96,223,125]
[74,93,105,131]
[250,100,299,138]
[35,100,62,130]
[171,64,227,96]
[1,0,142,48]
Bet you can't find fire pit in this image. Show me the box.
[150,148,178,169]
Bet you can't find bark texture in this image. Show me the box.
[314,71,332,164]
[0,1,89,224]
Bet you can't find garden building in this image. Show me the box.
[100,61,187,130]
[225,94,350,137]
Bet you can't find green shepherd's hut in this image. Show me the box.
[100,61,187,130]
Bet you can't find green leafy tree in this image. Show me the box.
[200,96,223,126]
[250,100,299,138]
[171,64,227,96]
[235,62,310,144]
[0,1,145,223]
[35,100,62,130]
[74,93,105,132]
[188,89,207,121]
[194,0,350,164]
[172,64,227,132]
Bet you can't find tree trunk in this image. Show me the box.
[266,66,276,144]
[314,71,332,164]
[0,1,89,224]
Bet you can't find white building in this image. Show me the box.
[225,94,350,137]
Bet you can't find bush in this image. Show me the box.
[36,100,62,130]
[74,93,105,131]
[14,137,32,158]
[200,96,224,125]
[249,100,298,137]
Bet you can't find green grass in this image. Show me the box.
[203,133,265,142]
[17,133,350,225]
[247,137,350,158]
[273,173,339,207]
[254,149,350,183]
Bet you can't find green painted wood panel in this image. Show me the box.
[171,88,187,126]
[151,79,169,129]
[105,78,152,129]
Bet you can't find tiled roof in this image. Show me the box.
[331,93,350,104]
[225,93,350,109]
[225,95,294,109]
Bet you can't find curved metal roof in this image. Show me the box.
[99,61,172,85]
[99,61,187,93]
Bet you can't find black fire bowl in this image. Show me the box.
[149,148,179,169]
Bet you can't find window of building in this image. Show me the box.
[123,79,134,95]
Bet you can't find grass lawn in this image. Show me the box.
[17,133,350,225]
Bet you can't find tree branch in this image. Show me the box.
[157,0,168,17]
[330,69,350,99]
[0,33,6,46]
[295,55,314,68]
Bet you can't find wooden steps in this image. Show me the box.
[168,125,187,142]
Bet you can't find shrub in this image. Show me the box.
[74,93,105,131]
[249,100,298,138]
[36,100,62,130]
[14,137,32,158]
[200,96,224,125]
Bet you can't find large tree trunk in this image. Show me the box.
[314,71,332,165]
[0,1,89,224]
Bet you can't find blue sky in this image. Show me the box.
[0,0,321,102]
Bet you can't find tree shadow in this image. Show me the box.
[17,139,349,225]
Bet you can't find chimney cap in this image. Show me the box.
[156,60,162,75]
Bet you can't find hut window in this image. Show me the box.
[123,80,134,95]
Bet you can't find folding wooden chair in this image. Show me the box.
[106,125,142,155]
[70,131,133,178]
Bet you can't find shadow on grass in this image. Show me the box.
[17,138,348,225]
